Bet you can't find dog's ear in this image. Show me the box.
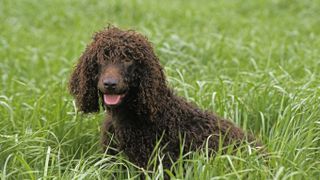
[136,48,167,122]
[69,46,100,113]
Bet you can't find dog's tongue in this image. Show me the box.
[104,94,121,105]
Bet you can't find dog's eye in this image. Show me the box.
[124,58,132,63]
[104,48,110,57]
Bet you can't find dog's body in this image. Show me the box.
[69,27,261,168]
[102,92,258,168]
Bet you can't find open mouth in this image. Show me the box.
[103,94,126,106]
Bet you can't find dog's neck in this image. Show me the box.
[106,105,155,127]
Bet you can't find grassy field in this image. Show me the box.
[1,0,320,179]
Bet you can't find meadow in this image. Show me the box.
[1,0,319,179]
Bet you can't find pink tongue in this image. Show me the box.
[104,95,121,105]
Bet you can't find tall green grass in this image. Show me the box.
[1,0,319,179]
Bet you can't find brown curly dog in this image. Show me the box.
[69,27,261,168]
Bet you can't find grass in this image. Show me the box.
[1,0,320,179]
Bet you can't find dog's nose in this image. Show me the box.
[103,78,118,89]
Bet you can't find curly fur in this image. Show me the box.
[69,27,261,168]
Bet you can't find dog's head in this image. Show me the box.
[69,27,166,113]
